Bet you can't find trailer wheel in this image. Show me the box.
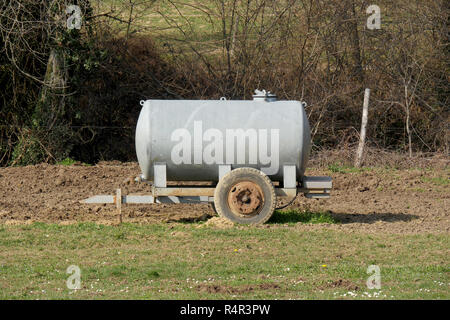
[214,167,276,225]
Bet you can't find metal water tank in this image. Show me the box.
[135,90,311,182]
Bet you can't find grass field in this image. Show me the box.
[94,0,294,51]
[96,0,223,39]
[0,216,448,299]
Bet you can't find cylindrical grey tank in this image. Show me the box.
[136,95,311,182]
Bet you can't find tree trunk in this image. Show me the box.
[31,48,68,162]
[38,48,68,128]
[346,1,364,84]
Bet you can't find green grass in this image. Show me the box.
[56,158,91,166]
[57,158,78,166]
[420,176,449,186]
[269,209,337,225]
[0,222,448,299]
[327,163,373,174]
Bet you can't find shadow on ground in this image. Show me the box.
[331,212,419,224]
[268,210,419,224]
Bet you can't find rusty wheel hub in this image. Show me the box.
[227,181,264,216]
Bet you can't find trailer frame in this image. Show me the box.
[81,163,332,221]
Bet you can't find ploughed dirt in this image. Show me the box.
[0,161,448,234]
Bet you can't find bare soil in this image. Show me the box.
[0,162,448,234]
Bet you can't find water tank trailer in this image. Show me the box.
[82,90,332,224]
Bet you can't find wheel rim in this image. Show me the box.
[227,181,265,217]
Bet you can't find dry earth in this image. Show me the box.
[0,162,448,234]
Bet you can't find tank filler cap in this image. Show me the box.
[252,89,277,102]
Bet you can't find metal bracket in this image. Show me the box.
[154,162,167,188]
[218,164,231,180]
[302,176,332,189]
[301,176,332,199]
[283,165,297,189]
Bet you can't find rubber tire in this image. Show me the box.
[210,202,219,216]
[214,167,276,225]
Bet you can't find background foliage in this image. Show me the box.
[0,0,448,166]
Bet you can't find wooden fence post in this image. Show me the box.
[355,88,371,167]
[116,188,122,224]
